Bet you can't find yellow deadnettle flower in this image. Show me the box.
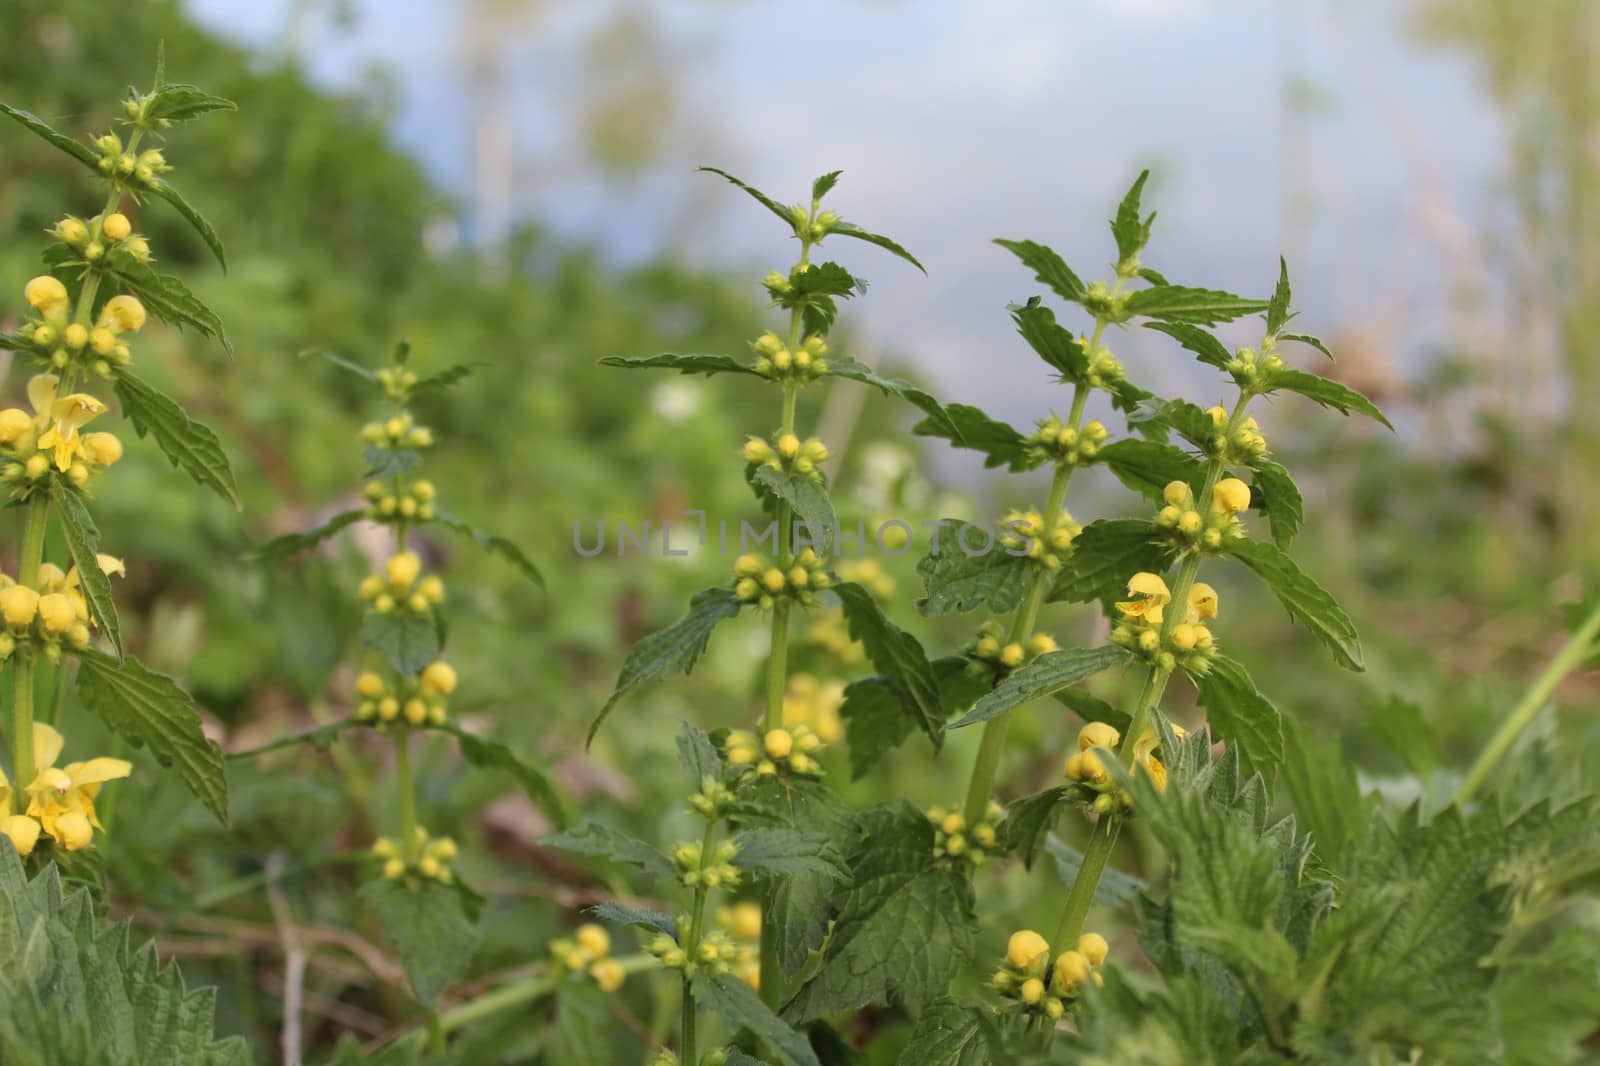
[24,276,68,316]
[1186,583,1219,622]
[1212,478,1252,515]
[1132,724,1186,793]
[29,375,108,472]
[0,813,41,856]
[0,585,39,629]
[1116,572,1171,623]
[0,408,34,446]
[98,294,147,334]
[22,723,131,850]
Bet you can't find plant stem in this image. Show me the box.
[961,385,1088,826]
[681,819,720,1064]
[395,734,418,860]
[10,498,50,790]
[1456,598,1600,802]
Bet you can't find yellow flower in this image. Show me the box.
[29,375,108,473]
[385,551,421,591]
[590,959,626,992]
[1078,932,1109,966]
[1212,478,1252,515]
[420,661,457,695]
[82,432,123,467]
[1132,724,1186,794]
[0,586,39,629]
[575,923,611,959]
[0,409,33,445]
[355,672,385,698]
[1054,949,1091,988]
[1006,929,1050,972]
[1186,583,1219,622]
[1116,572,1171,623]
[1078,721,1121,752]
[20,723,131,850]
[24,276,68,316]
[0,814,41,856]
[730,900,763,941]
[99,294,147,333]
[36,593,75,634]
[101,213,132,242]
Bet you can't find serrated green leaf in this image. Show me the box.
[113,371,241,508]
[585,901,677,941]
[1129,397,1216,450]
[1123,286,1269,326]
[1279,718,1366,872]
[812,170,842,201]
[751,465,835,555]
[1011,300,1089,378]
[430,513,543,588]
[915,520,1033,616]
[1111,170,1155,265]
[1365,696,1436,777]
[359,610,440,676]
[109,260,230,351]
[700,166,796,228]
[1045,836,1147,906]
[360,445,419,480]
[250,509,364,560]
[0,103,98,169]
[833,582,944,748]
[994,237,1085,302]
[783,802,976,1021]
[75,649,228,824]
[675,720,722,787]
[1048,520,1175,605]
[697,971,821,1066]
[225,720,355,759]
[1248,459,1302,548]
[1000,786,1068,869]
[1264,368,1392,430]
[823,356,958,439]
[588,587,743,746]
[1266,257,1293,335]
[788,261,864,299]
[1097,438,1205,502]
[51,483,122,659]
[541,821,674,882]
[1280,332,1334,360]
[897,999,991,1066]
[840,657,987,780]
[548,981,616,1066]
[1223,538,1363,671]
[410,363,480,393]
[951,646,1131,728]
[301,347,375,380]
[1052,687,1131,733]
[911,403,1034,471]
[1143,320,1231,369]
[733,828,849,883]
[1189,656,1284,782]
[598,352,760,378]
[433,721,567,829]
[147,180,226,271]
[359,878,478,1007]
[143,84,237,125]
[827,219,925,274]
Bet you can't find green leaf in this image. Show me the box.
[1223,538,1364,671]
[1266,257,1293,335]
[301,347,375,380]
[751,465,836,555]
[1365,696,1436,777]
[1189,656,1284,783]
[840,657,987,779]
[788,261,865,299]
[897,999,991,1066]
[1011,300,1089,378]
[827,219,926,274]
[700,166,796,227]
[1111,169,1155,265]
[911,403,1033,471]
[1265,368,1392,430]
[915,520,1033,616]
[733,828,849,884]
[1046,836,1147,906]
[410,363,480,393]
[585,901,677,941]
[112,371,241,508]
[783,802,976,1021]
[1052,687,1131,734]
[541,821,674,882]
[360,445,419,481]
[675,720,722,787]
[1142,320,1231,369]
[143,84,237,125]
[832,582,944,749]
[812,170,842,200]
[588,587,743,747]
[433,721,567,829]
[1000,787,1069,869]
[824,356,958,439]
[994,238,1085,302]
[1097,438,1205,502]
[598,352,760,378]
[696,971,821,1066]
[548,981,615,1066]
[1122,286,1269,326]
[360,610,440,676]
[359,878,479,1007]
[50,483,121,659]
[147,180,227,271]
[250,509,364,560]
[951,646,1131,728]
[1280,332,1334,361]
[109,260,230,351]
[0,103,97,169]
[1047,519,1175,605]
[1248,459,1302,548]
[75,649,229,824]
[1130,397,1217,450]
[1279,718,1367,872]
[226,720,355,759]
[430,513,544,588]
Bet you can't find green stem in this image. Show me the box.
[961,385,1089,826]
[395,734,418,860]
[1456,598,1600,802]
[682,819,719,1064]
[10,498,50,790]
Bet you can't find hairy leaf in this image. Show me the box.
[733,828,849,884]
[1048,520,1175,605]
[1123,285,1269,326]
[840,657,988,779]
[1265,368,1392,429]
[429,513,543,588]
[1111,169,1155,264]
[1011,300,1089,378]
[915,520,1033,616]
[360,610,440,676]
[696,971,821,1066]
[1189,656,1284,782]
[251,510,364,560]
[824,356,957,439]
[827,219,925,274]
[113,371,240,508]
[751,465,836,555]
[359,878,478,1007]
[1143,320,1232,369]
[952,646,1131,728]
[994,237,1085,302]
[1097,438,1205,502]
[433,721,566,828]
[541,821,674,882]
[147,180,226,271]
[0,103,98,169]
[1265,257,1293,335]
[1248,459,1302,548]
[1224,538,1363,671]
[897,999,991,1066]
[833,582,944,748]
[598,352,760,378]
[144,84,237,124]
[585,901,677,941]
[699,166,796,227]
[1001,786,1069,869]
[110,261,230,351]
[51,483,122,659]
[911,403,1034,472]
[675,720,722,787]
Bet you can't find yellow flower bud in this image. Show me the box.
[418,575,445,603]
[63,324,88,350]
[591,959,626,992]
[576,923,611,958]
[421,661,457,695]
[1162,480,1190,506]
[403,699,428,725]
[1,815,41,857]
[742,437,773,463]
[100,295,147,333]
[377,697,399,721]
[24,276,68,315]
[52,809,93,851]
[0,409,33,445]
[386,552,421,590]
[1177,510,1201,535]
[761,569,786,593]
[1006,930,1050,972]
[83,432,122,466]
[1077,932,1109,966]
[1054,949,1091,988]
[776,434,800,459]
[1212,478,1252,515]
[1,586,40,629]
[732,901,763,941]
[999,642,1025,668]
[383,857,405,879]
[25,455,50,480]
[1020,977,1045,1005]
[763,729,794,760]
[37,593,75,634]
[1029,634,1058,656]
[1078,722,1120,752]
[101,213,131,242]
[1170,623,1198,652]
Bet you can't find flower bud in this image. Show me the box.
[421,660,458,695]
[1,585,40,628]
[1054,949,1091,988]
[24,276,69,315]
[54,218,89,246]
[1212,478,1252,515]
[101,213,132,242]
[763,729,793,759]
[1006,930,1050,973]
[356,672,386,698]
[386,552,422,590]
[101,295,147,333]
[1077,932,1109,966]
[37,593,75,634]
[1078,722,1120,752]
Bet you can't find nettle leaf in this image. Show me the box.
[699,166,796,227]
[1224,538,1364,671]
[897,999,992,1066]
[429,513,543,588]
[788,261,864,299]
[147,180,226,271]
[361,445,419,480]
[585,901,677,941]
[1097,438,1205,502]
[783,802,976,1022]
[0,103,98,169]
[1280,718,1368,872]
[1265,368,1392,430]
[994,237,1085,302]
[1053,687,1131,733]
[548,980,615,1066]
[1000,786,1069,869]
[733,828,849,884]
[750,465,836,555]
[143,84,237,125]
[1130,396,1216,450]
[1266,256,1293,335]
[226,719,356,759]
[1189,655,1284,783]
[1111,169,1155,264]
[75,649,228,824]
[541,821,674,882]
[1249,459,1303,549]
[1046,836,1148,906]
[110,261,229,351]
[113,370,241,508]
[824,356,958,439]
[359,878,478,1007]
[1280,332,1334,361]
[302,347,376,381]
[675,720,722,787]
[1122,285,1270,326]
[410,363,480,394]
[432,721,566,829]
[1365,696,1436,778]
[832,582,944,749]
[588,587,743,746]
[598,352,760,379]
[915,519,1033,616]
[1137,266,1171,285]
[251,509,364,560]
[826,219,925,274]
[1011,299,1089,378]
[951,646,1131,728]
[1048,519,1176,605]
[911,403,1034,472]
[840,657,987,780]
[696,972,821,1066]
[1143,320,1231,369]
[812,169,842,200]
[51,483,121,659]
[360,610,440,676]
